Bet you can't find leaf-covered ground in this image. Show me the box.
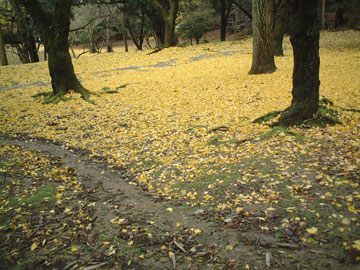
[0,31,359,269]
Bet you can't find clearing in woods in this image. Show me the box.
[0,31,359,269]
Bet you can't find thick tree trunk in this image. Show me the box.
[164,0,179,46]
[0,24,8,66]
[152,0,178,47]
[249,0,276,74]
[278,0,320,126]
[14,0,90,102]
[273,0,290,56]
[46,1,87,97]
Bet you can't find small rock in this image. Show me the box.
[194,209,205,215]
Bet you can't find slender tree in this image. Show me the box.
[273,0,290,56]
[278,0,320,126]
[13,0,91,103]
[220,0,233,41]
[0,23,8,66]
[249,0,276,74]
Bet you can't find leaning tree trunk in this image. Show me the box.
[278,0,320,126]
[273,0,290,56]
[0,24,8,66]
[249,0,276,74]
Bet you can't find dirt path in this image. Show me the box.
[0,135,254,269]
[1,134,358,270]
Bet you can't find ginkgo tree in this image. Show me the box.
[13,0,92,104]
[277,0,320,125]
[249,0,276,74]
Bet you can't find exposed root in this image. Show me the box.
[32,88,96,105]
[252,111,281,124]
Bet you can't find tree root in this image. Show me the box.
[32,87,96,105]
[252,111,281,124]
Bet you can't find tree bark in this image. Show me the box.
[321,0,326,29]
[249,0,276,74]
[278,0,320,126]
[13,0,90,102]
[0,24,9,66]
[273,0,290,56]
[151,0,179,47]
[121,13,128,52]
[220,0,233,41]
[164,0,179,46]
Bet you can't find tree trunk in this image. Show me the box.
[0,24,8,66]
[220,0,233,41]
[105,21,113,52]
[126,18,142,50]
[321,0,326,29]
[278,0,320,126]
[273,0,290,56]
[249,0,276,74]
[152,0,179,47]
[121,14,128,52]
[220,0,226,41]
[29,33,39,62]
[15,0,90,102]
[46,1,87,97]
[344,0,358,28]
[164,0,179,46]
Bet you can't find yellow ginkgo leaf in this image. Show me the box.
[71,246,78,252]
[30,242,38,251]
[353,240,360,251]
[306,227,318,235]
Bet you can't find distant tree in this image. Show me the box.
[220,0,233,41]
[0,23,8,65]
[249,0,276,74]
[13,0,91,103]
[211,0,233,41]
[321,0,326,29]
[178,1,214,44]
[9,0,39,63]
[150,0,179,47]
[278,0,320,125]
[273,0,290,56]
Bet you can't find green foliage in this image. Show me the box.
[178,1,215,44]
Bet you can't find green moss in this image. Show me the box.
[253,111,281,124]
